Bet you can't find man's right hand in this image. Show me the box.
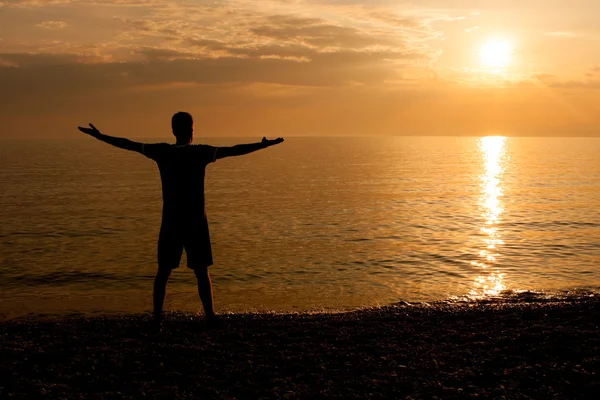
[78,123,102,137]
[262,137,284,147]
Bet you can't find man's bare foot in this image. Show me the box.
[149,316,163,334]
[205,314,225,329]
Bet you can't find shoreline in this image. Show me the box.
[2,297,599,399]
[3,288,599,322]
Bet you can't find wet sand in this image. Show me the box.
[1,296,599,399]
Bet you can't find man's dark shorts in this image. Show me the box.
[157,217,213,270]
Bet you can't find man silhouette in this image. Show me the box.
[78,112,284,331]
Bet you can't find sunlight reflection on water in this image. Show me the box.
[471,136,507,297]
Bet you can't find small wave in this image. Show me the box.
[500,221,600,229]
[1,270,153,287]
[444,288,600,305]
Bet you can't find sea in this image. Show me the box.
[1,136,599,319]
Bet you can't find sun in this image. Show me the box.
[480,39,511,69]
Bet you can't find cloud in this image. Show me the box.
[548,80,600,90]
[0,46,421,121]
[6,0,74,6]
[36,20,68,29]
[250,22,384,49]
[2,0,599,138]
[5,0,161,6]
[364,11,423,28]
[0,58,17,67]
[544,31,583,38]
[531,71,600,90]
[0,47,412,93]
[0,52,94,66]
[115,9,432,59]
[585,66,600,78]
[2,0,446,60]
[0,0,444,112]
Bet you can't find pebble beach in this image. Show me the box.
[1,296,599,399]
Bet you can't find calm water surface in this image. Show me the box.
[1,136,599,318]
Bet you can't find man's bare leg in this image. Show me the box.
[153,268,172,325]
[194,268,216,320]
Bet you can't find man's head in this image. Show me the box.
[171,112,194,143]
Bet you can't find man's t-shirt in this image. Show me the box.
[142,143,218,224]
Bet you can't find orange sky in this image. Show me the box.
[1,0,599,138]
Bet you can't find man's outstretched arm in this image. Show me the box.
[78,123,143,153]
[216,137,284,159]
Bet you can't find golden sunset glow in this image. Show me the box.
[1,1,600,138]
[480,39,512,69]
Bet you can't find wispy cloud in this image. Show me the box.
[36,20,68,29]
[5,0,74,6]
[544,31,583,38]
[533,68,600,90]
[1,0,445,61]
